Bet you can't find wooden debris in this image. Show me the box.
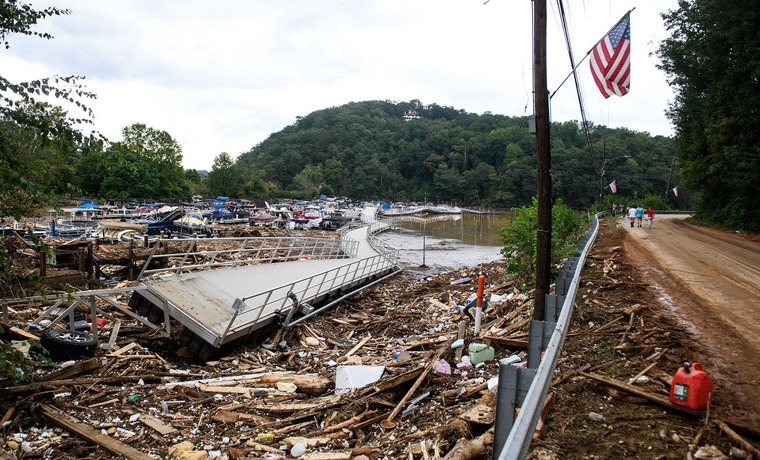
[442,430,493,460]
[212,410,269,424]
[107,341,138,357]
[532,393,555,440]
[343,334,371,357]
[715,420,760,458]
[41,404,153,460]
[139,414,178,435]
[243,439,286,455]
[259,373,331,396]
[301,451,352,460]
[578,371,704,417]
[199,384,252,398]
[384,347,447,425]
[458,404,495,425]
[39,357,99,382]
[627,359,661,385]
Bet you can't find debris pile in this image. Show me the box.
[1,261,538,459]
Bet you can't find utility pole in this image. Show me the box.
[533,0,551,322]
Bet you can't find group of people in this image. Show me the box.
[612,203,655,228]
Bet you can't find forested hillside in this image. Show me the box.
[230,100,679,210]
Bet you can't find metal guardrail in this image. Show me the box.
[138,235,359,279]
[494,213,601,460]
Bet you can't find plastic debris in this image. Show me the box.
[468,343,495,364]
[290,442,307,457]
[335,365,385,394]
[434,358,451,375]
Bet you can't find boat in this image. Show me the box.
[173,212,215,238]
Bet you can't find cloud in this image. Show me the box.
[1,0,678,170]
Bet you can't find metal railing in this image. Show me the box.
[138,235,359,279]
[494,213,600,460]
[214,248,399,345]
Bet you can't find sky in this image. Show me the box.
[2,1,679,171]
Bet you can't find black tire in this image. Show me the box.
[41,328,98,361]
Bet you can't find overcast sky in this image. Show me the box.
[2,1,678,171]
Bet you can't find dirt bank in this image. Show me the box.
[533,214,760,459]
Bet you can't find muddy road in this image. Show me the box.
[622,214,760,425]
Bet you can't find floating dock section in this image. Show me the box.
[130,207,398,359]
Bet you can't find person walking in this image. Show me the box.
[646,206,655,228]
[635,205,645,227]
[628,205,636,228]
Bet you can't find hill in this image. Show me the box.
[230,100,679,209]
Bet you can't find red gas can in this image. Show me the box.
[670,361,713,410]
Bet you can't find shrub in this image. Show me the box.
[499,197,584,289]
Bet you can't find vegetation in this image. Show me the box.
[658,0,760,232]
[498,198,585,289]
[231,101,681,210]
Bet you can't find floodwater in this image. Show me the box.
[376,212,513,276]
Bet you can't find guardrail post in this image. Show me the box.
[527,317,556,369]
[493,364,537,458]
[544,294,566,323]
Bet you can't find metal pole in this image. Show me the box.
[422,235,426,267]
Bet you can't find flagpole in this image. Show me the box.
[550,7,635,99]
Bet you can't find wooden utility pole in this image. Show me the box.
[533,0,551,321]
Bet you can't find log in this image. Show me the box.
[6,375,161,393]
[199,384,251,398]
[441,430,493,460]
[41,404,153,460]
[715,420,760,458]
[260,373,331,396]
[39,358,99,382]
[578,371,704,417]
[243,439,286,455]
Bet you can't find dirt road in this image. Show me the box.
[622,214,760,426]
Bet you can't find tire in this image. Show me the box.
[41,328,98,361]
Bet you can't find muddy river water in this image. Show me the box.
[375,213,511,276]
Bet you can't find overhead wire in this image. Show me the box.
[554,0,598,172]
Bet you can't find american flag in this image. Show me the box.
[590,13,631,98]
[673,186,679,197]
[609,180,617,194]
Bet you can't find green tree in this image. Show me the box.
[121,123,186,199]
[100,143,160,200]
[292,164,324,198]
[658,1,760,231]
[206,152,239,197]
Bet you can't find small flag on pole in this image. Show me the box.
[673,186,679,197]
[590,12,631,98]
[609,180,617,193]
